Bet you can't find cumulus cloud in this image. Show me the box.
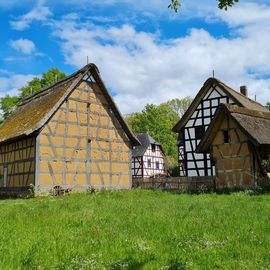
[0,70,36,97]
[6,1,270,113]
[51,2,270,114]
[216,2,270,27]
[10,2,52,30]
[9,38,36,55]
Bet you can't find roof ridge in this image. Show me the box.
[172,77,268,132]
[19,64,94,106]
[213,78,265,108]
[19,77,74,106]
[137,132,155,142]
[224,104,270,120]
[0,63,140,146]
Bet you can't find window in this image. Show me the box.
[223,130,229,143]
[151,144,156,152]
[178,131,184,145]
[156,161,160,170]
[147,159,151,168]
[195,126,205,140]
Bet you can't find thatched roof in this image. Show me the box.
[197,104,270,153]
[132,133,161,157]
[172,77,268,132]
[0,64,140,146]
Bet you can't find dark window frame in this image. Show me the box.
[223,130,230,143]
[195,126,205,140]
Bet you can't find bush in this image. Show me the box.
[261,156,270,172]
[165,156,179,177]
[27,184,35,198]
[256,177,270,193]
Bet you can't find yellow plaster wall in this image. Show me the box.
[211,117,260,188]
[38,80,131,190]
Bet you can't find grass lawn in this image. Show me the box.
[0,190,270,269]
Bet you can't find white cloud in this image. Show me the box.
[216,2,270,27]
[10,2,52,30]
[0,71,36,97]
[51,2,270,114]
[6,1,270,113]
[9,38,36,55]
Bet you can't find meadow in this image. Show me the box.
[0,190,270,269]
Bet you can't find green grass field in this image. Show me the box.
[0,190,270,269]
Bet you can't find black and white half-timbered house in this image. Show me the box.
[172,78,268,177]
[132,133,166,178]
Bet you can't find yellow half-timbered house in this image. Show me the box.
[0,64,140,192]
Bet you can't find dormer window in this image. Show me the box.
[151,144,156,152]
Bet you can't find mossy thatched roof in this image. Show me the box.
[173,77,268,132]
[0,64,140,146]
[197,104,270,152]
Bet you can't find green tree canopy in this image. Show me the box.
[126,97,192,166]
[0,68,66,120]
[168,0,239,13]
[0,95,20,120]
[164,97,192,118]
[266,102,270,111]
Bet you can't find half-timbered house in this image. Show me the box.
[132,133,165,178]
[197,104,270,188]
[0,64,140,193]
[172,78,268,177]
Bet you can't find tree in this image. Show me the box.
[168,0,239,13]
[40,68,66,88]
[0,95,20,119]
[20,77,43,99]
[164,97,192,118]
[126,103,179,166]
[0,68,66,119]
[126,97,192,167]
[20,68,66,99]
[266,102,270,111]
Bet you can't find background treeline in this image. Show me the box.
[125,98,192,173]
[0,68,66,120]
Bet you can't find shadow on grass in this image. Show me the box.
[143,187,270,197]
[55,256,151,270]
[0,193,27,200]
[108,257,187,270]
[108,259,147,270]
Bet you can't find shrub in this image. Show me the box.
[27,184,35,198]
[165,156,179,177]
[256,177,270,193]
[261,156,270,172]
[87,186,96,194]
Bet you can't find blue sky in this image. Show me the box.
[0,0,270,113]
